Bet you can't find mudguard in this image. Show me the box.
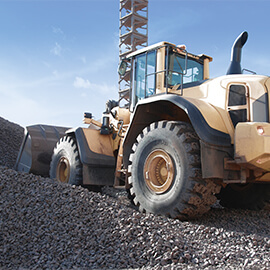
[123,94,231,168]
[66,127,116,186]
[66,127,115,167]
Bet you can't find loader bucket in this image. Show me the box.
[15,125,69,177]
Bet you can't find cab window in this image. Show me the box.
[228,84,246,106]
[227,84,248,127]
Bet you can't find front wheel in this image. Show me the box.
[50,135,83,186]
[128,121,221,220]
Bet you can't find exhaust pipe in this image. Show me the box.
[226,31,248,75]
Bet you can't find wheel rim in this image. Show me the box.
[144,149,175,194]
[56,157,70,183]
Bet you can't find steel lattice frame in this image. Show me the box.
[119,0,148,103]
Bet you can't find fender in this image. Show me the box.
[66,127,115,186]
[123,94,231,168]
[66,127,115,167]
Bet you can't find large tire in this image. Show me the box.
[218,183,270,210]
[128,121,221,220]
[50,135,83,186]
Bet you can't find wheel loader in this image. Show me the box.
[15,31,270,219]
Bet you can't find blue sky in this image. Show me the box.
[0,0,270,128]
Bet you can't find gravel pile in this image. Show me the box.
[1,167,270,269]
[0,116,24,168]
[0,116,270,269]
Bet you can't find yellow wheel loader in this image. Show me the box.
[15,32,270,219]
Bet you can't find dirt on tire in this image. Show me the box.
[128,121,221,220]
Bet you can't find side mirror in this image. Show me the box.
[118,60,128,76]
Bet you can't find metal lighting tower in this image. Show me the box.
[119,0,148,103]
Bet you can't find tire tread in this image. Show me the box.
[127,121,221,220]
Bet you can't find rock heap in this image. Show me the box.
[0,116,269,269]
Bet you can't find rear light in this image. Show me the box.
[257,126,265,136]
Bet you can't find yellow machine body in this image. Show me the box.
[16,38,270,187]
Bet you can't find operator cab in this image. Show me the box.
[119,41,212,109]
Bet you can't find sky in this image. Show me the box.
[0,0,270,128]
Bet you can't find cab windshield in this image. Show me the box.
[167,50,204,87]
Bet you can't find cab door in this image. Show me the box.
[132,51,156,107]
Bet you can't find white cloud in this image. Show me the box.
[42,61,51,68]
[95,83,118,94]
[52,70,59,77]
[52,27,64,36]
[79,56,87,64]
[73,76,91,89]
[0,48,119,128]
[50,42,62,56]
[73,76,118,94]
[0,86,48,127]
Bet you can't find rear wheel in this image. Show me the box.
[128,121,221,220]
[50,135,82,186]
[219,183,270,210]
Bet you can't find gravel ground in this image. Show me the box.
[0,116,270,269]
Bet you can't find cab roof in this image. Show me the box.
[126,41,213,62]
